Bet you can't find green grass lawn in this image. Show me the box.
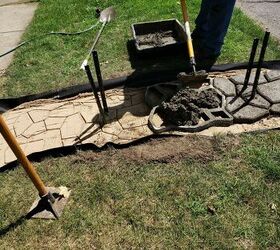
[0,1,280,249]
[0,133,279,249]
[1,0,280,97]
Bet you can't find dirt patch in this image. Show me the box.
[137,31,176,47]
[71,134,240,165]
[158,88,221,126]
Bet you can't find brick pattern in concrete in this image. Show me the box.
[224,69,280,123]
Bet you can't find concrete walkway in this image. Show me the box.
[1,70,280,169]
[0,0,38,75]
[237,0,280,40]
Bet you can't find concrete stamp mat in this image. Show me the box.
[1,77,280,169]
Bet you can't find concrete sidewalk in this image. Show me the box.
[237,0,280,41]
[0,0,38,75]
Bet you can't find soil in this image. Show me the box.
[71,134,240,165]
[158,88,221,126]
[137,31,176,47]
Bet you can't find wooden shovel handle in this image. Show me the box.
[0,115,48,197]
[180,0,190,23]
[180,0,195,59]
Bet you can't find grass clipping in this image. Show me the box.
[158,88,221,126]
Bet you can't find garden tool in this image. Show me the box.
[84,65,106,125]
[178,0,208,85]
[249,31,270,100]
[0,114,71,219]
[81,6,116,69]
[230,31,270,114]
[92,50,109,114]
[229,38,259,104]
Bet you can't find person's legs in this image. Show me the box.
[206,0,236,55]
[192,0,236,57]
[191,0,212,41]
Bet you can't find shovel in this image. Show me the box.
[81,6,116,69]
[177,0,208,85]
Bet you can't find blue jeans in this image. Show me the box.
[192,0,236,57]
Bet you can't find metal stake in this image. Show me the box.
[92,50,108,113]
[241,38,259,95]
[84,65,106,124]
[250,31,270,100]
[229,38,259,105]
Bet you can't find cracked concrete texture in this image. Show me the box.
[0,89,151,167]
[237,0,280,40]
[226,97,245,113]
[233,105,269,123]
[265,70,280,82]
[247,94,270,109]
[271,104,280,115]
[0,2,38,71]
[213,78,236,97]
[258,80,280,104]
[230,71,267,85]
[224,70,280,123]
[1,77,280,169]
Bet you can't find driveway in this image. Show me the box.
[0,0,38,75]
[237,0,280,40]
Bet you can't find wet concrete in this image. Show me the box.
[271,104,280,115]
[258,80,280,104]
[2,70,280,169]
[159,88,221,126]
[233,105,269,123]
[213,77,236,97]
[137,31,177,49]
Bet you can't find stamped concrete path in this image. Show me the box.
[0,0,38,75]
[1,69,280,169]
[237,0,280,40]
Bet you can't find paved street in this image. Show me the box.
[0,0,37,74]
[237,0,280,40]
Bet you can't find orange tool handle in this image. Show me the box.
[180,0,190,23]
[0,114,48,197]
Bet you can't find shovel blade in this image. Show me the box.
[28,187,71,220]
[100,6,116,23]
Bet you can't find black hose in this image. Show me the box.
[0,21,100,58]
[1,60,280,111]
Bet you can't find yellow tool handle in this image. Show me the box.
[180,0,195,60]
[0,115,48,197]
[186,30,195,58]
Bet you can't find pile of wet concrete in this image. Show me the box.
[138,31,176,47]
[158,87,221,126]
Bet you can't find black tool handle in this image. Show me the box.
[251,31,270,99]
[84,65,105,123]
[92,51,108,113]
[242,38,259,93]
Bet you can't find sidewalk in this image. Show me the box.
[0,0,38,75]
[237,0,280,41]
